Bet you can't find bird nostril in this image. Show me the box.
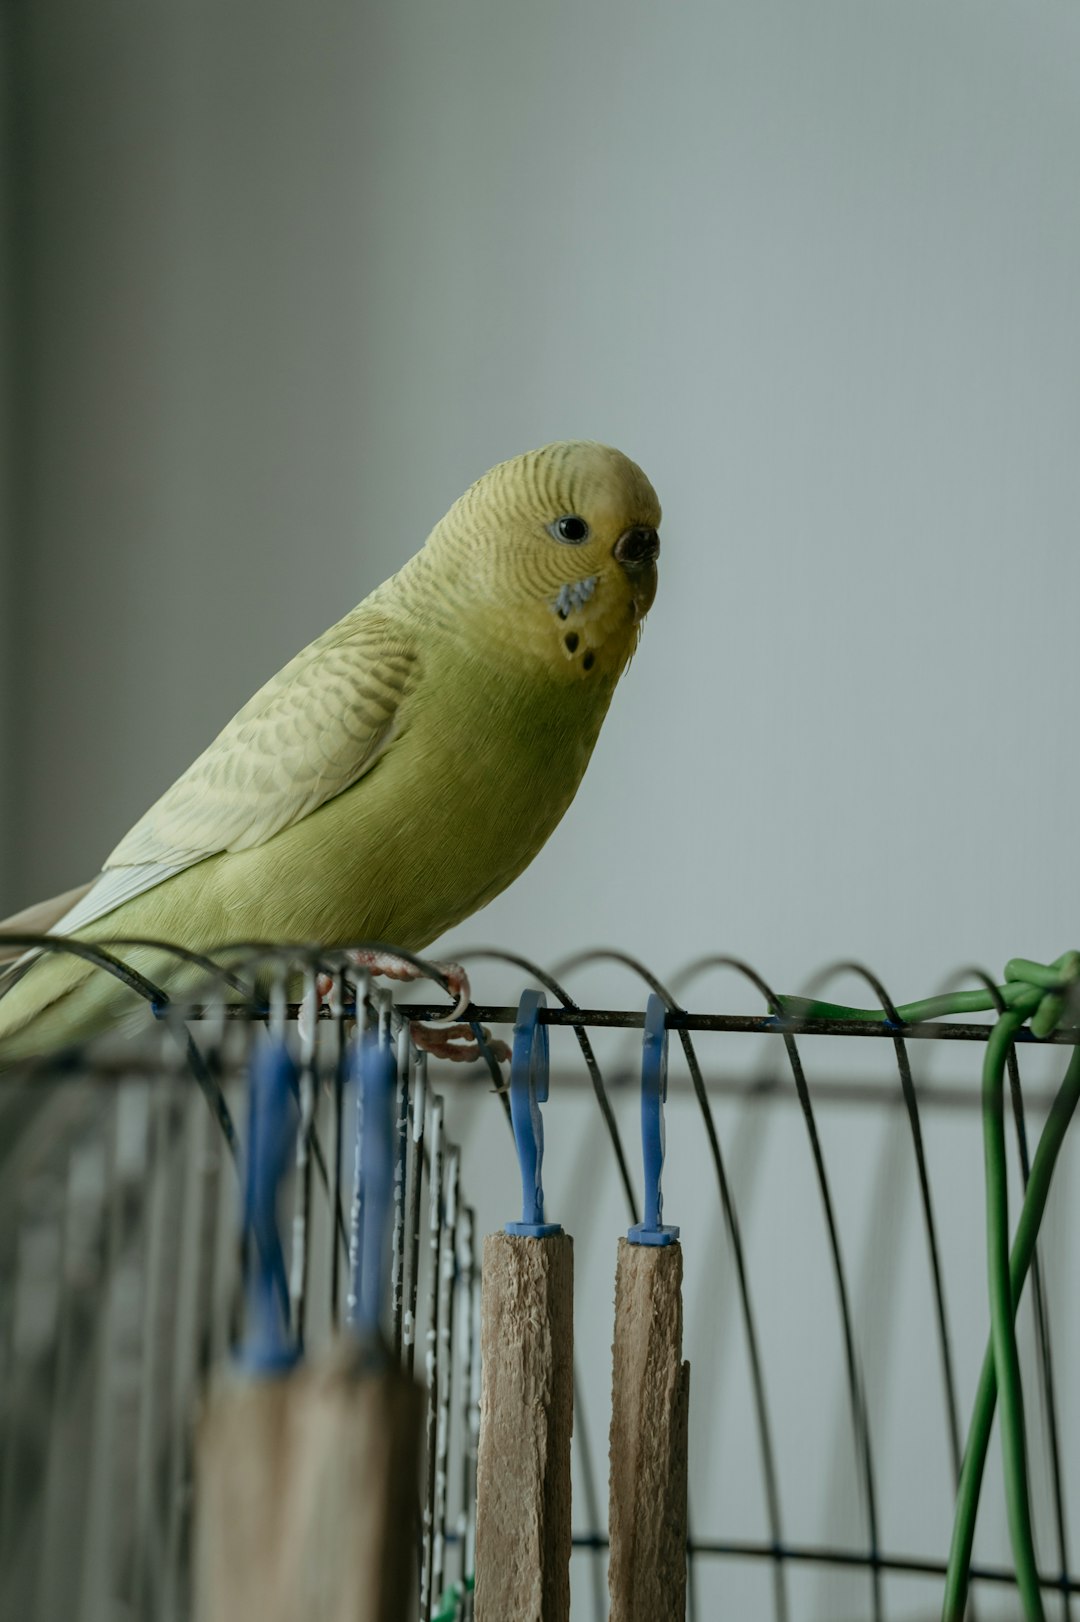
[614,526,660,567]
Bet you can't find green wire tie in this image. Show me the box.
[778,951,1080,1621]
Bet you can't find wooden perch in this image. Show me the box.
[474,1231,574,1622]
[608,1237,690,1622]
[195,1346,423,1622]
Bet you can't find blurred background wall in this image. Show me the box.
[3,6,1080,1616]
[4,0,1080,995]
[2,1,374,914]
[1,4,14,891]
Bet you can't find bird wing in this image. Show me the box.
[49,609,419,938]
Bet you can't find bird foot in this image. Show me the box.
[343,948,472,1021]
[296,952,508,1066]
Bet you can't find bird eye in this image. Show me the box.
[550,515,590,544]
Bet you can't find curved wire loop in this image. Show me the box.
[553,946,791,1622]
[940,969,1070,1622]
[665,949,887,1622]
[0,931,240,1156]
[809,960,965,1493]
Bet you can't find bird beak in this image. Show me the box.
[613,526,661,571]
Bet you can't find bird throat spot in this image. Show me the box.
[562,629,595,671]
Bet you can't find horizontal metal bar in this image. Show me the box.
[570,1532,1079,1594]
[177,1001,1080,1045]
[448,1068,1064,1116]
[4,1063,1065,1117]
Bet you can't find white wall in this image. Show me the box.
[4,1,375,910]
[7,1,1080,1004]
[401,0,1080,1001]
[5,5,1080,1616]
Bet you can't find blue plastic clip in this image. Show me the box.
[239,1041,301,1373]
[628,994,680,1246]
[505,989,562,1238]
[347,1022,397,1340]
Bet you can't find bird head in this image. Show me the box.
[424,441,661,680]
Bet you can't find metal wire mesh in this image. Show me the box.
[1,940,1077,1621]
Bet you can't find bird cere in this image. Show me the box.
[0,440,661,1059]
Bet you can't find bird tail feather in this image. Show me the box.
[0,950,134,1062]
[0,881,96,963]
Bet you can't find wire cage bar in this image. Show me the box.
[0,937,1078,1622]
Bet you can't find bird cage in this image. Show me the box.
[1,938,1077,1622]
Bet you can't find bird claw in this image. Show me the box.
[409,1021,511,1066]
[295,954,506,1069]
[297,969,364,1047]
[344,949,472,1021]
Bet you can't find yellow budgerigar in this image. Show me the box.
[0,441,661,1059]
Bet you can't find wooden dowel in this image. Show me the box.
[608,1237,690,1622]
[474,1231,574,1622]
[195,1348,423,1622]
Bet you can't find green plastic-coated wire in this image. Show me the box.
[942,1040,1080,1620]
[980,1013,1044,1621]
[776,983,1044,1026]
[777,956,1080,1618]
[777,952,1079,1032]
[776,989,991,1023]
